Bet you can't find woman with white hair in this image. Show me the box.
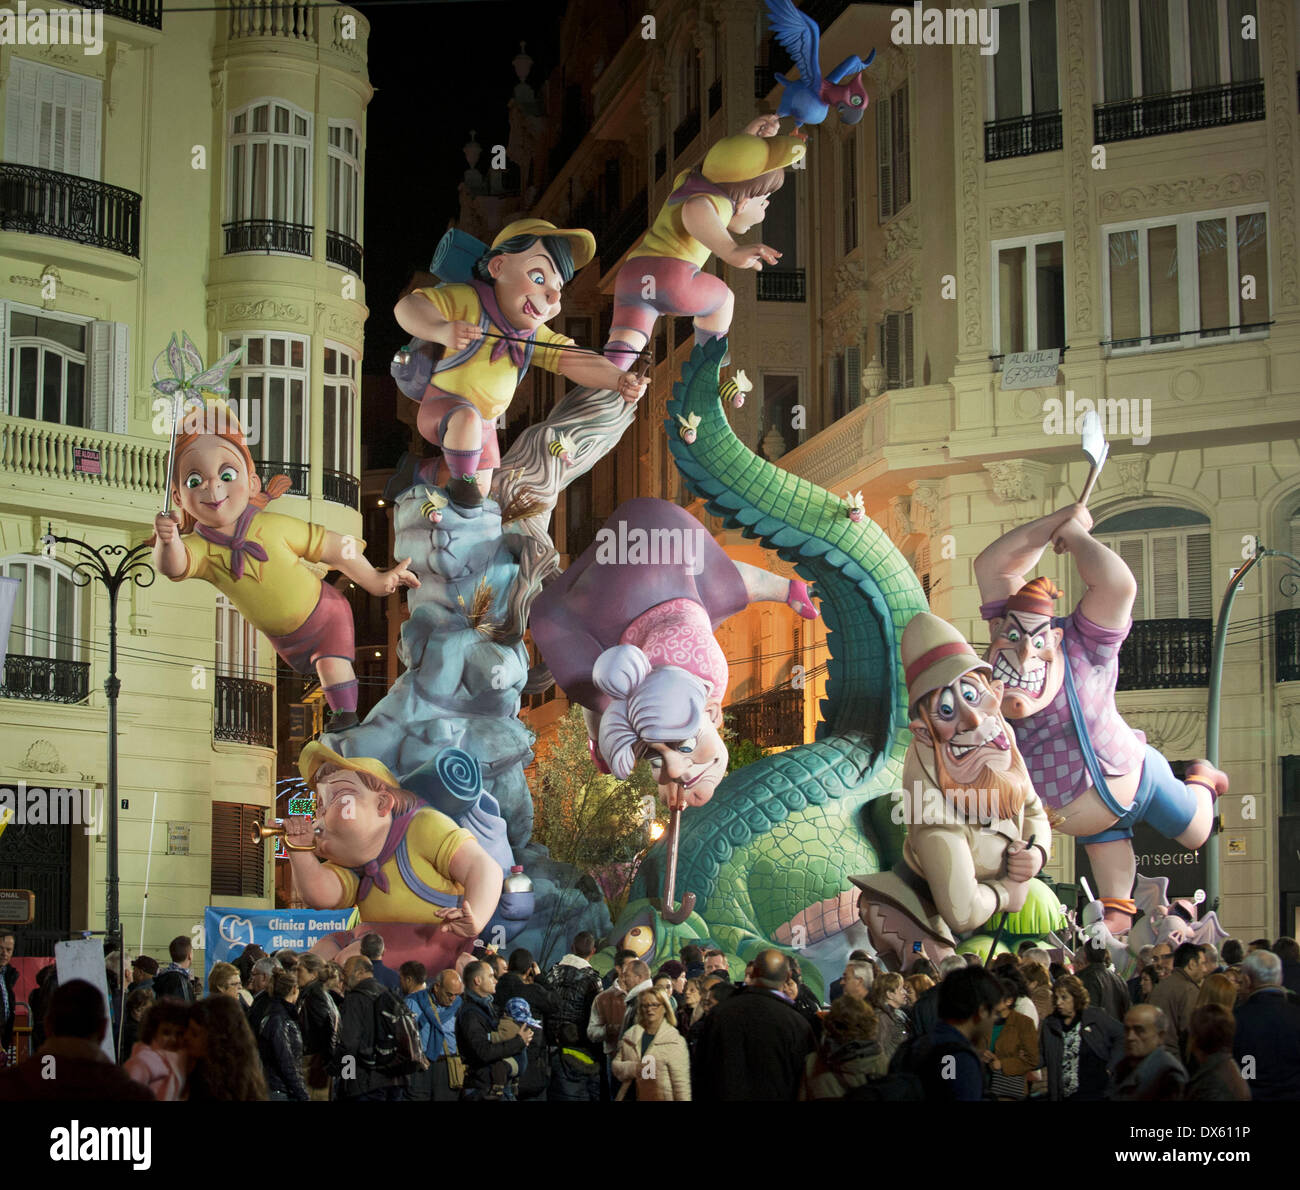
[530,497,817,810]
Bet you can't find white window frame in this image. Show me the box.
[991,232,1067,356]
[3,58,101,179]
[987,0,1061,120]
[326,120,361,247]
[223,331,311,472]
[1101,204,1270,355]
[322,340,357,479]
[1,554,83,662]
[0,302,127,432]
[1096,0,1260,101]
[227,99,313,233]
[215,594,260,680]
[1095,523,1212,619]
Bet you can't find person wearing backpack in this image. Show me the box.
[152,937,196,1004]
[331,956,410,1101]
[889,967,1003,1101]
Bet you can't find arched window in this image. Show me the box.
[1094,506,1212,620]
[226,99,313,255]
[1,555,83,662]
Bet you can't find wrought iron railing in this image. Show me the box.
[257,459,309,497]
[602,190,647,265]
[984,111,1063,161]
[0,655,90,704]
[674,109,701,157]
[1277,608,1300,683]
[1094,79,1265,144]
[214,675,274,747]
[0,164,141,258]
[756,269,807,302]
[223,218,312,257]
[727,686,804,748]
[325,230,362,275]
[322,467,359,509]
[708,79,722,116]
[70,0,163,28]
[1115,618,1212,691]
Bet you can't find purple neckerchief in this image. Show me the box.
[666,170,734,209]
[469,278,535,369]
[352,806,419,901]
[196,504,268,580]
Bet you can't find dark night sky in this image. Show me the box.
[355,0,567,370]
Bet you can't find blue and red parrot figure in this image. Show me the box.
[765,0,876,137]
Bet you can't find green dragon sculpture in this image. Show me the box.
[611,340,1065,998]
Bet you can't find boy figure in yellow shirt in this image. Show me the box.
[393,219,648,508]
[603,117,806,379]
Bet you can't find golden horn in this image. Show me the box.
[250,822,318,851]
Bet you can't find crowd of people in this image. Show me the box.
[0,925,1297,1101]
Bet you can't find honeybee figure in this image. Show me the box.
[677,413,701,444]
[719,370,752,409]
[845,491,865,523]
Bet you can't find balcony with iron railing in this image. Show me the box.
[69,0,162,27]
[984,111,1063,161]
[1115,619,1212,691]
[214,674,274,747]
[257,459,310,497]
[756,269,807,302]
[1277,608,1300,682]
[727,686,804,748]
[322,467,360,509]
[1094,79,1265,144]
[0,655,90,704]
[224,219,312,258]
[326,230,363,276]
[0,164,141,259]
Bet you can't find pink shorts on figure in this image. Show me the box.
[268,581,356,674]
[612,256,731,338]
[416,387,502,470]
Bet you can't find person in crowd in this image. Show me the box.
[546,932,602,1060]
[257,969,309,1102]
[330,955,408,1102]
[688,980,731,1062]
[550,1021,601,1101]
[828,949,873,1002]
[1195,972,1238,1013]
[123,998,187,1101]
[121,986,155,1057]
[868,972,911,1063]
[993,962,1038,1028]
[1233,949,1300,1101]
[588,953,636,1097]
[488,952,509,981]
[681,944,705,981]
[184,993,265,1100]
[360,933,401,991]
[839,959,873,1005]
[801,996,885,1100]
[1275,937,1300,995]
[612,988,690,1101]
[1184,1004,1249,1102]
[1220,938,1244,967]
[693,950,816,1101]
[245,957,280,1038]
[1150,941,1175,981]
[1048,960,1070,982]
[23,961,55,1054]
[457,958,531,1101]
[129,955,158,995]
[494,947,556,1101]
[273,949,300,975]
[322,962,346,1012]
[401,960,438,1102]
[1133,965,1159,1005]
[1148,941,1206,1058]
[785,956,824,1038]
[616,960,654,1039]
[679,978,704,1033]
[1247,938,1273,954]
[1038,974,1124,1101]
[1075,940,1131,1021]
[899,967,1001,1101]
[702,949,729,980]
[656,959,688,1007]
[0,980,153,1101]
[153,936,197,1003]
[603,948,636,989]
[232,944,266,1006]
[1020,960,1053,1025]
[207,961,241,999]
[296,951,340,1102]
[984,975,1039,1100]
[1126,945,1156,1003]
[1201,944,1222,975]
[426,969,463,1102]
[907,957,939,980]
[912,954,967,1037]
[905,974,934,1008]
[1111,1004,1187,1101]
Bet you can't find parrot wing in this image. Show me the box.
[826,50,877,84]
[765,0,822,92]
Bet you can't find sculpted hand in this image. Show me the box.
[728,243,781,270]
[446,320,484,351]
[743,114,781,138]
[153,511,180,543]
[284,814,316,850]
[369,558,421,596]
[617,371,649,402]
[437,900,479,938]
[1004,839,1041,883]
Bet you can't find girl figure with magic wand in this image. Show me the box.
[149,337,419,732]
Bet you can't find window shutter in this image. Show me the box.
[883,314,902,388]
[846,345,861,407]
[1185,531,1212,618]
[1150,535,1181,618]
[5,61,39,165]
[893,84,911,210]
[877,94,893,221]
[89,321,128,433]
[0,303,8,416]
[903,311,914,387]
[1116,537,1147,619]
[830,353,844,419]
[81,77,102,180]
[211,802,266,898]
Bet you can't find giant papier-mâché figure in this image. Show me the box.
[602,122,805,382]
[149,337,418,732]
[393,218,648,508]
[763,0,877,136]
[851,612,1052,968]
[974,502,1228,932]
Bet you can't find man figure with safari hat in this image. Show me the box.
[975,502,1227,933]
[851,613,1052,968]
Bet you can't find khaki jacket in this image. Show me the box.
[899,746,1053,935]
[612,1023,691,1101]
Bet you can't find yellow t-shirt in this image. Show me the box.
[415,283,575,421]
[632,171,735,268]
[175,509,338,637]
[323,807,475,922]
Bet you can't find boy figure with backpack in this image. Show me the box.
[331,955,425,1101]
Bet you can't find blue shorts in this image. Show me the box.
[1079,745,1200,846]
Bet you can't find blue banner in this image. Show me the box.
[203,906,359,981]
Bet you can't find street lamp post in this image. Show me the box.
[39,523,154,1048]
[1205,540,1300,913]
